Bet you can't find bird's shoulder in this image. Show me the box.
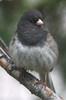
[46,33,59,56]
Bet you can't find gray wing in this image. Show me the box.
[39,33,58,93]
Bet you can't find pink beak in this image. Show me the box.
[36,19,44,26]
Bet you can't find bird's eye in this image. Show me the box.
[30,18,37,23]
[31,20,34,23]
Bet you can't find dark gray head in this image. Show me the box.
[21,9,43,24]
[17,9,49,46]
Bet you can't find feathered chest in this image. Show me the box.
[9,34,58,73]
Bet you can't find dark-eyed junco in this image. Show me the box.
[9,9,58,92]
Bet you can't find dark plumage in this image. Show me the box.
[17,9,48,46]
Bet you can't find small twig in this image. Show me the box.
[0,37,8,50]
[0,47,63,100]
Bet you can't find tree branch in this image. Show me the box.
[0,47,63,100]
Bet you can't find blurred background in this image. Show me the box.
[0,0,66,100]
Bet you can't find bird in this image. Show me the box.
[9,9,58,92]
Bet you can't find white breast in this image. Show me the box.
[9,34,58,73]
